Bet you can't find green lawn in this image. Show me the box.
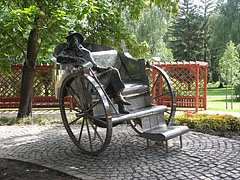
[207,96,240,112]
[207,87,235,96]
[207,86,240,112]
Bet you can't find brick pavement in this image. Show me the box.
[0,124,239,180]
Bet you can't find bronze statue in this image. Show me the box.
[57,30,130,114]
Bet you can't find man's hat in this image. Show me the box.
[65,30,84,43]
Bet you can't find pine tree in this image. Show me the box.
[167,0,204,61]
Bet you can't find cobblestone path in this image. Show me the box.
[0,125,239,180]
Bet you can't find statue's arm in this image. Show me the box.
[57,50,76,64]
[57,50,85,65]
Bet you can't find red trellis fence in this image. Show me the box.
[0,65,72,108]
[0,61,207,112]
[153,61,208,112]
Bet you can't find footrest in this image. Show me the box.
[143,125,189,141]
[143,125,189,152]
[112,105,167,126]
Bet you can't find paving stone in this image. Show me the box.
[0,125,239,179]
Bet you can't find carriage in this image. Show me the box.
[54,41,189,155]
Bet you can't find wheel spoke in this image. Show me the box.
[86,100,101,113]
[65,85,83,109]
[69,116,82,125]
[85,117,93,152]
[85,81,90,106]
[150,74,161,94]
[152,91,171,100]
[78,117,85,142]
[88,120,104,144]
[74,77,86,107]
[62,104,81,113]
[88,114,107,126]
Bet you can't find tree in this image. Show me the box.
[167,0,204,61]
[125,5,174,61]
[198,0,216,82]
[0,0,180,118]
[209,0,240,81]
[0,1,72,118]
[219,41,240,109]
[199,0,215,63]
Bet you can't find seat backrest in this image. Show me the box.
[82,43,148,84]
[54,42,149,90]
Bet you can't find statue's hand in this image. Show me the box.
[77,58,86,64]
[95,66,112,73]
[73,58,86,67]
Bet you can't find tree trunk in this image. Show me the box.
[17,64,35,118]
[230,66,233,109]
[226,71,228,109]
[218,82,224,88]
[17,27,39,119]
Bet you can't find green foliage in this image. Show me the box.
[125,6,174,61]
[175,112,240,134]
[208,0,240,81]
[0,60,11,77]
[234,77,240,99]
[209,0,240,58]
[219,41,240,84]
[0,0,180,71]
[167,0,205,61]
[0,0,72,71]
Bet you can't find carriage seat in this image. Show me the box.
[123,83,148,96]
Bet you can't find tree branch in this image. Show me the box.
[6,32,28,65]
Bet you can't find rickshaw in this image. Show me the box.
[54,41,189,155]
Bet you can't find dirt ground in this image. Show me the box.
[0,158,79,180]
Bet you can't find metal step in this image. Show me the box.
[112,105,167,126]
[142,125,189,153]
[143,125,189,141]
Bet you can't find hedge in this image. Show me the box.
[174,111,240,135]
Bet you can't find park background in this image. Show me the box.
[0,0,240,118]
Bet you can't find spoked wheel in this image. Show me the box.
[59,72,112,155]
[129,64,176,135]
[148,65,176,125]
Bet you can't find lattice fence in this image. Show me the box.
[0,65,60,108]
[153,61,208,112]
[0,62,207,111]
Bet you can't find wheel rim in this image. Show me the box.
[59,72,112,155]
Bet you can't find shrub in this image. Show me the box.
[175,112,240,135]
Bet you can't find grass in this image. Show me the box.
[207,96,240,112]
[0,115,62,126]
[207,87,235,96]
[206,82,240,112]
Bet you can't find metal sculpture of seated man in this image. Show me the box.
[57,30,130,114]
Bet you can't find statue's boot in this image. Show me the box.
[117,102,130,114]
[114,93,131,106]
[114,93,131,114]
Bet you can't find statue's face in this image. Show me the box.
[68,35,80,47]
